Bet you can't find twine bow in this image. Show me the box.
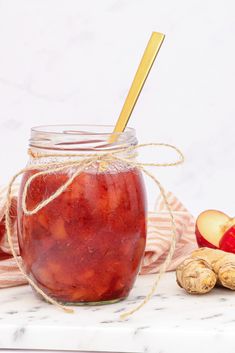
[5,143,184,318]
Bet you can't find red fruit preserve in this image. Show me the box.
[17,125,147,304]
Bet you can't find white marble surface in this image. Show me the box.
[0,0,235,215]
[0,272,235,353]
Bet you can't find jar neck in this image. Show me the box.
[29,124,138,156]
[28,125,138,167]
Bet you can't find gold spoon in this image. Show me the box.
[109,31,165,143]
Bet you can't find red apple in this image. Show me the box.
[219,226,235,253]
[195,210,235,251]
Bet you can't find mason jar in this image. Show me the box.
[17,125,147,304]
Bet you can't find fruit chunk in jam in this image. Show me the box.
[18,167,147,303]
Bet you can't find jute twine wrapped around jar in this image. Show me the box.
[5,143,184,319]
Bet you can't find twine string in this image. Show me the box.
[22,159,95,216]
[5,169,74,313]
[5,142,184,318]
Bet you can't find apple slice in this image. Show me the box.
[219,226,235,253]
[196,210,230,248]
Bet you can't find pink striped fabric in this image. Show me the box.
[0,187,197,288]
[141,191,197,274]
[0,186,27,288]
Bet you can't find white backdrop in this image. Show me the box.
[0,0,235,216]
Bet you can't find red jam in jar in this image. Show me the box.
[17,125,147,304]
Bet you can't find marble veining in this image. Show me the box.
[0,273,235,353]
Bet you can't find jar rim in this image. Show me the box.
[30,124,137,152]
[31,124,135,136]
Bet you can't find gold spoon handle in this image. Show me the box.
[110,32,165,143]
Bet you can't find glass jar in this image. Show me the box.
[17,125,147,305]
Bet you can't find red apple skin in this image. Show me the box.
[195,225,218,249]
[219,226,235,253]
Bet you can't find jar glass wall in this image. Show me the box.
[17,125,147,304]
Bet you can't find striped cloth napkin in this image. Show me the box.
[140,191,197,274]
[0,186,26,288]
[0,187,197,288]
